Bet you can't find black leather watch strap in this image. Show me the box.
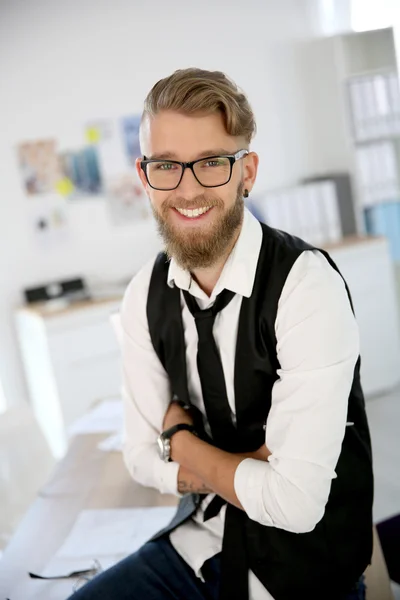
[162,423,197,440]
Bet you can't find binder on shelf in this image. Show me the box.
[364,202,400,261]
[305,184,324,246]
[365,77,380,140]
[349,80,367,141]
[302,173,357,238]
[355,142,400,207]
[373,74,390,137]
[321,181,342,243]
[388,73,400,135]
[250,180,342,246]
[347,70,400,142]
[291,187,307,241]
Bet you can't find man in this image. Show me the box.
[71,68,373,600]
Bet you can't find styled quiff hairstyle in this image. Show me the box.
[141,68,256,145]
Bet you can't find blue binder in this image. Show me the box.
[364,202,400,261]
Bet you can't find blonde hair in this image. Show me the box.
[142,68,256,145]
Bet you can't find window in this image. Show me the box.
[351,0,397,32]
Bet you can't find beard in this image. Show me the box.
[152,182,245,271]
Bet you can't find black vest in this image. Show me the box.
[147,223,374,600]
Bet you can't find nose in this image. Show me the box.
[176,165,204,199]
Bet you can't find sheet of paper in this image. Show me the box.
[56,507,175,558]
[68,398,123,437]
[34,507,176,580]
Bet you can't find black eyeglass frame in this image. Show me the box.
[140,149,249,191]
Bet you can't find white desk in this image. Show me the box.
[0,432,393,600]
[0,433,177,600]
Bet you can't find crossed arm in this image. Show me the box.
[163,401,271,505]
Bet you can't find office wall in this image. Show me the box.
[0,0,342,408]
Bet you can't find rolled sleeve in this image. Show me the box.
[121,259,181,497]
[234,250,360,533]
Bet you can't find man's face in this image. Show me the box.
[137,110,257,270]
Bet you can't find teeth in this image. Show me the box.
[175,206,211,218]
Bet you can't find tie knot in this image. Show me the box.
[194,308,214,321]
[183,288,235,322]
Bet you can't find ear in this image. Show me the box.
[242,151,259,196]
[136,157,150,195]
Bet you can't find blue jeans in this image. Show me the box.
[67,535,366,600]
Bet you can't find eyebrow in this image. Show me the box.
[146,148,238,161]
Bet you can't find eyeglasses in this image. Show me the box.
[140,149,248,191]
[72,559,103,593]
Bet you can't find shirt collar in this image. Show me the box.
[167,207,262,302]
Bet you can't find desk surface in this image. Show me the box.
[0,434,394,600]
[0,433,177,600]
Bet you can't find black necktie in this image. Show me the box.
[183,288,237,450]
[183,287,249,600]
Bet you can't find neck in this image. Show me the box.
[191,229,240,297]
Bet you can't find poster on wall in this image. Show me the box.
[28,196,70,249]
[59,146,103,198]
[17,139,62,195]
[85,116,150,225]
[121,115,141,165]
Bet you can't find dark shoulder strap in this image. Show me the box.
[146,252,191,406]
[146,252,210,438]
[146,252,171,368]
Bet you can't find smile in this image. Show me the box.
[174,206,212,219]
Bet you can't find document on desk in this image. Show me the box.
[30,506,176,579]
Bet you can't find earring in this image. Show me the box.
[243,189,249,198]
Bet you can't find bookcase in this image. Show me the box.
[299,27,400,251]
[250,26,400,398]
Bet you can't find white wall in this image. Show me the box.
[0,0,336,408]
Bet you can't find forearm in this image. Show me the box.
[178,466,214,494]
[172,431,245,509]
[176,438,271,497]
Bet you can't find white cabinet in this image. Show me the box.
[327,236,400,397]
[15,298,122,458]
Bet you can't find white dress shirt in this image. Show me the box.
[120,208,360,600]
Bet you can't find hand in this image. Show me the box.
[163,401,194,432]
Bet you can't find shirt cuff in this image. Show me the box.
[234,458,274,526]
[153,457,181,496]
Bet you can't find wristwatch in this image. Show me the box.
[157,424,197,463]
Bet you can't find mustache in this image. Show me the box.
[162,195,224,212]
